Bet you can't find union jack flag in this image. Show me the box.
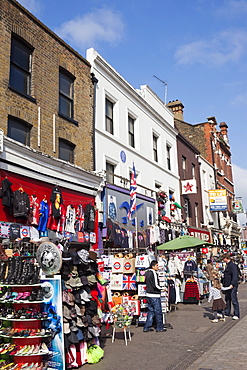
[128,164,137,220]
[123,274,136,290]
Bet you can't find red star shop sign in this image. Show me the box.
[181,179,197,194]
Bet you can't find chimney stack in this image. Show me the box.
[219,121,229,143]
[166,100,184,121]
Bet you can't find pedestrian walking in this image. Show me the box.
[205,259,217,281]
[143,260,166,333]
[208,277,226,323]
[222,253,240,320]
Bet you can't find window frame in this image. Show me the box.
[105,98,114,134]
[128,115,135,148]
[59,68,75,121]
[153,134,158,162]
[192,163,195,179]
[59,138,75,164]
[182,156,186,179]
[9,35,33,97]
[195,202,199,227]
[7,116,31,146]
[106,161,115,183]
[166,144,171,170]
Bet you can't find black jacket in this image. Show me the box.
[13,190,30,218]
[222,260,238,288]
[84,204,95,232]
[0,178,13,208]
[145,269,161,297]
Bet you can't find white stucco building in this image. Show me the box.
[86,48,181,226]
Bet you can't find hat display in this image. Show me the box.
[63,305,71,320]
[61,240,102,351]
[63,322,70,334]
[87,274,97,286]
[77,249,89,263]
[80,275,89,286]
[88,251,97,262]
[69,252,81,265]
[65,276,83,289]
[76,328,84,341]
[62,251,72,262]
[62,290,70,306]
[68,331,79,344]
[76,316,84,327]
[80,290,91,303]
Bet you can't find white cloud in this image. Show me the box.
[175,30,247,66]
[231,91,247,105]
[216,0,247,17]
[17,0,42,16]
[55,7,125,51]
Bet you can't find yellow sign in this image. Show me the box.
[209,189,227,211]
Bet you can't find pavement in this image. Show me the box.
[81,283,247,370]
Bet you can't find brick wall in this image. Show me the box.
[0,0,94,171]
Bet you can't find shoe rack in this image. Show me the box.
[0,256,50,370]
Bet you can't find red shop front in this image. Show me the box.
[0,169,98,248]
[188,227,211,243]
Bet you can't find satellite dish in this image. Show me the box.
[36,242,62,275]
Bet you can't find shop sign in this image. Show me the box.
[36,242,62,275]
[209,189,227,211]
[188,227,211,242]
[232,197,244,214]
[170,251,195,261]
[181,179,197,194]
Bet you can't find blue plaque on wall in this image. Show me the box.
[120,150,126,163]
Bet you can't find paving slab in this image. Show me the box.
[80,283,247,370]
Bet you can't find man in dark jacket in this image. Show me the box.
[143,260,166,332]
[222,253,240,319]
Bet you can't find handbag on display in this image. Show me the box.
[135,255,149,268]
[138,311,148,324]
[110,273,123,290]
[122,274,136,290]
[112,257,124,273]
[128,299,140,316]
[112,292,122,306]
[123,257,136,274]
[138,284,147,296]
[136,270,146,283]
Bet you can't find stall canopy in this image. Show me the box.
[157,235,214,251]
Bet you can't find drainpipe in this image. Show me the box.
[210,135,221,232]
[91,73,98,172]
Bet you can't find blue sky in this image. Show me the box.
[18,0,247,221]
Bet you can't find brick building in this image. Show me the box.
[167,100,239,246]
[0,0,103,245]
[0,0,94,170]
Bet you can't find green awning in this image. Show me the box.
[157,235,214,251]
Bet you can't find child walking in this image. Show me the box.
[208,278,226,323]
